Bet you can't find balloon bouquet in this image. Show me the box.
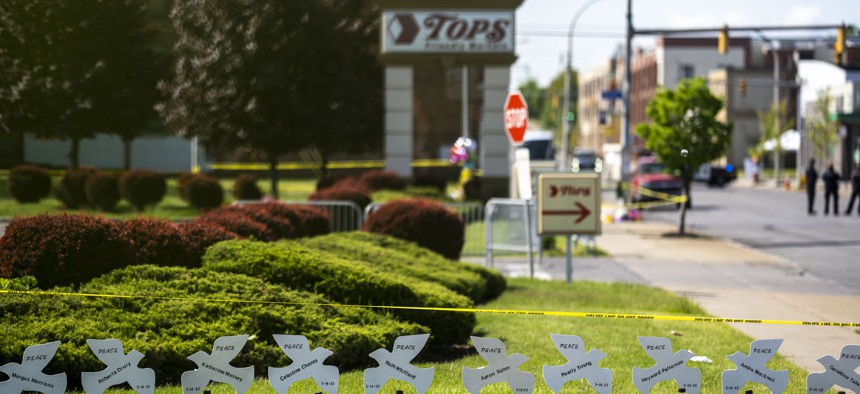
[449,137,477,200]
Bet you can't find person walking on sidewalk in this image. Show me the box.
[805,159,818,215]
[822,162,841,216]
[844,163,860,215]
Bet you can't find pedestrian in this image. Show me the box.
[805,159,818,215]
[822,162,841,216]
[844,162,860,215]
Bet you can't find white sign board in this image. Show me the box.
[269,335,339,394]
[538,173,601,235]
[364,334,434,394]
[462,336,534,394]
[0,341,67,394]
[515,148,533,199]
[722,338,788,394]
[632,336,701,394]
[82,339,155,394]
[382,11,514,53]
[181,335,254,394]
[807,344,860,393]
[543,334,612,394]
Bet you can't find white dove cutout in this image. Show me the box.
[0,340,67,394]
[181,334,254,394]
[462,336,535,394]
[631,336,701,394]
[542,334,612,394]
[722,338,788,394]
[268,334,339,394]
[807,344,860,393]
[81,339,156,394]
[363,333,435,394]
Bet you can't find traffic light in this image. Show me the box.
[739,79,747,97]
[835,24,846,64]
[718,24,729,54]
[567,111,576,123]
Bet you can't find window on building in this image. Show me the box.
[679,64,695,81]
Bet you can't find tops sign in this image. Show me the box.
[382,11,514,53]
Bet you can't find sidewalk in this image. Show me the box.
[481,221,860,372]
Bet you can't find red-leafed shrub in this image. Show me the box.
[85,172,121,212]
[244,202,330,238]
[315,174,351,191]
[309,185,372,210]
[119,170,167,211]
[56,167,99,209]
[360,170,406,191]
[186,174,224,211]
[364,199,465,260]
[198,210,273,241]
[177,221,239,266]
[8,164,52,203]
[232,173,263,201]
[217,205,295,240]
[119,218,189,267]
[0,214,130,288]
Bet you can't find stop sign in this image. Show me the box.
[503,92,528,145]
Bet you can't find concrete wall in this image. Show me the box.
[479,66,510,178]
[24,133,196,172]
[658,46,745,89]
[384,66,414,177]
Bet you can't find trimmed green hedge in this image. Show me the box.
[202,240,476,345]
[301,232,505,303]
[0,265,424,389]
[314,232,506,302]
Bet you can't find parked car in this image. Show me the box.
[571,149,603,173]
[520,131,556,161]
[694,163,736,187]
[630,156,686,209]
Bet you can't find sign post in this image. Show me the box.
[538,173,601,283]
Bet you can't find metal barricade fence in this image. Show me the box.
[484,198,542,273]
[237,200,364,233]
[364,202,485,256]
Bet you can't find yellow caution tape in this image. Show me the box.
[210,159,459,171]
[635,185,688,203]
[3,289,858,327]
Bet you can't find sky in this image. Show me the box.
[512,0,860,89]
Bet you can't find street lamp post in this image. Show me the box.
[561,0,604,171]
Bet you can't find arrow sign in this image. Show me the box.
[542,202,591,224]
[538,173,601,235]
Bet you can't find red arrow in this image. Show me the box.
[550,185,558,197]
[542,201,591,224]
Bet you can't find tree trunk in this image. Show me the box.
[774,148,781,187]
[678,179,690,236]
[123,138,132,171]
[318,149,330,178]
[268,154,279,200]
[70,137,81,169]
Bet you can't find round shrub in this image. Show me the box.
[8,164,52,203]
[0,214,130,288]
[232,173,263,200]
[176,172,196,202]
[198,210,273,241]
[186,174,224,211]
[315,174,350,191]
[216,205,295,240]
[119,169,167,211]
[243,202,330,238]
[178,221,239,266]
[309,185,372,210]
[119,218,189,267]
[85,172,121,212]
[360,169,406,191]
[364,198,465,260]
[56,167,99,209]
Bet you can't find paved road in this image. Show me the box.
[643,182,860,295]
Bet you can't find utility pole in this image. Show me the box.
[620,0,633,201]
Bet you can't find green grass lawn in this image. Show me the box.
[65,278,811,393]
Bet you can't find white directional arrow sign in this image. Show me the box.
[632,336,701,394]
[543,334,612,394]
[462,336,534,394]
[363,334,434,394]
[722,338,788,394]
[181,334,254,394]
[538,173,601,235]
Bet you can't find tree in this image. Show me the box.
[159,0,382,196]
[518,78,545,121]
[806,89,839,163]
[0,0,165,169]
[753,99,795,185]
[636,77,732,235]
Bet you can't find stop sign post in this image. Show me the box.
[504,92,528,145]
